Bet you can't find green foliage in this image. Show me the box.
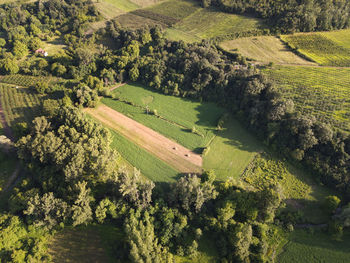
[323,195,341,214]
[0,214,50,262]
[24,192,69,229]
[125,211,174,263]
[171,173,218,213]
[34,82,49,94]
[71,181,94,226]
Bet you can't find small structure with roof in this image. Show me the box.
[35,48,48,57]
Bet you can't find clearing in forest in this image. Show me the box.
[86,104,203,174]
[219,36,316,65]
[281,29,350,66]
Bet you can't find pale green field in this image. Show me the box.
[220,36,316,65]
[173,8,264,39]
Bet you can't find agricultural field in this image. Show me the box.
[281,29,350,66]
[100,83,267,181]
[243,154,334,223]
[219,36,316,65]
[87,104,202,175]
[172,8,264,40]
[102,83,225,151]
[0,152,17,192]
[48,225,124,263]
[114,0,265,42]
[264,65,350,132]
[0,74,59,87]
[278,230,350,263]
[0,84,43,128]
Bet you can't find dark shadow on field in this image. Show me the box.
[195,103,262,153]
[285,226,350,253]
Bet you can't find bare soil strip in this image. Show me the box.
[86,104,202,174]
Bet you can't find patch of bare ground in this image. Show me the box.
[86,104,202,173]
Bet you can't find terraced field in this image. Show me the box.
[281,29,350,66]
[220,36,316,65]
[265,65,350,132]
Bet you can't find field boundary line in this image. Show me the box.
[86,104,203,173]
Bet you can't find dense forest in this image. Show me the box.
[199,0,350,33]
[0,0,349,262]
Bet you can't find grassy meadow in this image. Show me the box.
[220,36,316,65]
[281,29,350,66]
[203,116,262,181]
[265,65,350,132]
[278,230,350,263]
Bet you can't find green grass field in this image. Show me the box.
[0,84,43,128]
[109,128,179,182]
[102,83,225,151]
[265,65,350,132]
[219,36,316,65]
[203,116,262,181]
[281,29,350,66]
[278,230,350,263]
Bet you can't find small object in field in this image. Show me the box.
[173,146,177,150]
[15,86,18,89]
[185,153,191,157]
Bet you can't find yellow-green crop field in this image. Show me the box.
[265,65,350,132]
[281,29,350,66]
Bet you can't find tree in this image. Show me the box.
[171,173,218,213]
[125,211,174,263]
[324,195,341,214]
[71,181,94,226]
[34,82,49,94]
[13,40,28,58]
[0,57,19,74]
[119,169,155,209]
[24,192,69,229]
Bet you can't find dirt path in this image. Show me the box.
[110,83,126,91]
[86,105,202,174]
